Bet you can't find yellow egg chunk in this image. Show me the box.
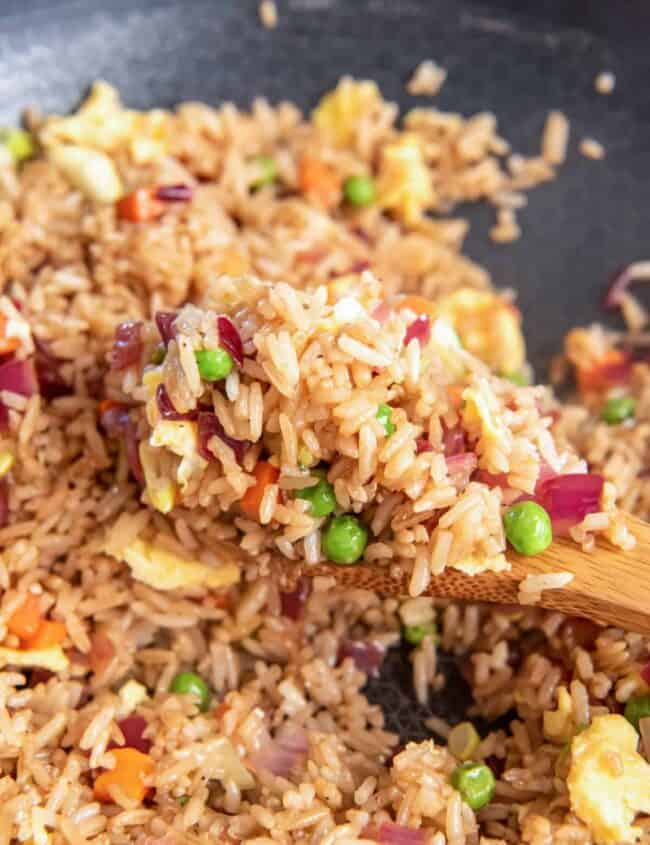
[0,645,69,673]
[435,289,525,373]
[120,539,240,591]
[568,714,650,845]
[312,77,382,146]
[376,134,436,224]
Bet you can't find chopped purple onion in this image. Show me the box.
[378,822,427,845]
[446,452,478,488]
[404,315,431,347]
[535,473,604,536]
[0,357,39,397]
[34,337,71,399]
[280,577,311,620]
[154,184,193,203]
[112,714,152,754]
[338,639,385,677]
[110,321,144,370]
[197,412,250,463]
[156,384,198,421]
[442,424,466,457]
[124,419,144,485]
[217,315,244,367]
[98,402,132,437]
[98,401,143,484]
[155,312,178,346]
[250,723,308,777]
[415,437,433,454]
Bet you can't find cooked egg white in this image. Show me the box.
[119,538,239,591]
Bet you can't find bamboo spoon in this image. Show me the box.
[271,512,650,636]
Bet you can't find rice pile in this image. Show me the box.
[0,78,648,845]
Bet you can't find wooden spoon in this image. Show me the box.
[272,512,650,636]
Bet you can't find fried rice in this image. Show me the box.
[0,78,649,845]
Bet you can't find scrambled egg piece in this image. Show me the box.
[376,134,435,224]
[543,686,575,743]
[150,421,208,491]
[435,289,525,373]
[40,80,168,163]
[118,679,148,717]
[139,441,177,514]
[48,145,123,203]
[212,737,255,790]
[312,78,382,146]
[453,553,509,575]
[568,715,650,845]
[119,538,239,591]
[462,379,510,472]
[0,645,69,672]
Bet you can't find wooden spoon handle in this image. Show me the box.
[276,513,650,635]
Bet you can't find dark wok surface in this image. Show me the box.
[2,0,650,738]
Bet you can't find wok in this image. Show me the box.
[2,0,650,739]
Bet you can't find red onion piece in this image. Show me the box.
[535,473,604,535]
[415,437,433,454]
[446,452,478,488]
[34,337,71,399]
[378,822,427,845]
[280,577,311,620]
[640,661,650,687]
[603,262,650,309]
[156,384,198,421]
[442,424,466,457]
[0,357,39,397]
[474,469,521,505]
[0,401,9,433]
[640,717,650,761]
[217,315,244,367]
[110,321,144,370]
[250,724,309,777]
[155,312,177,345]
[98,401,132,437]
[338,639,385,677]
[404,315,430,347]
[113,714,152,754]
[0,481,7,528]
[197,412,249,463]
[155,184,193,203]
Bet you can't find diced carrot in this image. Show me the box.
[396,295,438,319]
[22,619,67,650]
[297,157,341,209]
[94,747,155,804]
[576,348,631,394]
[7,593,43,640]
[116,188,164,223]
[240,461,279,519]
[0,313,20,356]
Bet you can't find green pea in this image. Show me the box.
[169,671,211,712]
[376,403,396,437]
[0,128,35,163]
[295,469,336,518]
[624,694,650,730]
[502,369,530,386]
[150,344,166,365]
[195,347,234,381]
[251,155,277,189]
[322,514,368,565]
[450,762,495,810]
[343,174,375,207]
[403,621,438,646]
[600,396,636,425]
[178,795,190,806]
[503,501,552,556]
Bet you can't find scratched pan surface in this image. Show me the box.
[2,0,650,739]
